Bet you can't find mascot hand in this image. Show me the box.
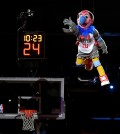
[102,49,108,54]
[63,17,73,26]
[62,28,72,33]
[62,17,77,34]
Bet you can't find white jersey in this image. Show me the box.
[78,34,95,53]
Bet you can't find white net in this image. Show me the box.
[20,110,37,131]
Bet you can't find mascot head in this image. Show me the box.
[77,10,94,29]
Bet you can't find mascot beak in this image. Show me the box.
[79,16,86,25]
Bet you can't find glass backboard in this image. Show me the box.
[0,77,65,120]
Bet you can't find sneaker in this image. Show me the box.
[99,74,110,86]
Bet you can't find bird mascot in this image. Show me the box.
[62,10,110,86]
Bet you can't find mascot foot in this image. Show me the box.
[99,74,110,86]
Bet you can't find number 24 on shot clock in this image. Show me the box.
[17,31,45,59]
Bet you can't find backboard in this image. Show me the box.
[0,77,65,120]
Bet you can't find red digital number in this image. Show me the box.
[23,43,40,56]
[32,43,40,55]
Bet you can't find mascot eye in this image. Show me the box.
[85,15,88,18]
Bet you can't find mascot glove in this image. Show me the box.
[102,49,108,54]
[63,17,73,26]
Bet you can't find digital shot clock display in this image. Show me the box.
[17,31,45,59]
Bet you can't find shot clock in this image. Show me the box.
[17,31,45,59]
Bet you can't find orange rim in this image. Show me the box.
[20,109,37,118]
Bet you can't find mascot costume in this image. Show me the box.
[62,10,110,86]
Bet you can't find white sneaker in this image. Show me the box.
[99,74,110,86]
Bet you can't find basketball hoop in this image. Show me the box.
[19,109,37,131]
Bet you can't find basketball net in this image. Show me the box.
[20,109,37,131]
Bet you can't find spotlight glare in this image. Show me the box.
[110,85,114,89]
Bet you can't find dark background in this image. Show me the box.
[0,0,120,77]
[0,0,120,133]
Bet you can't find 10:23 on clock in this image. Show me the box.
[23,33,42,56]
[17,31,45,59]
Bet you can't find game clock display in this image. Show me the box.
[17,31,45,59]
